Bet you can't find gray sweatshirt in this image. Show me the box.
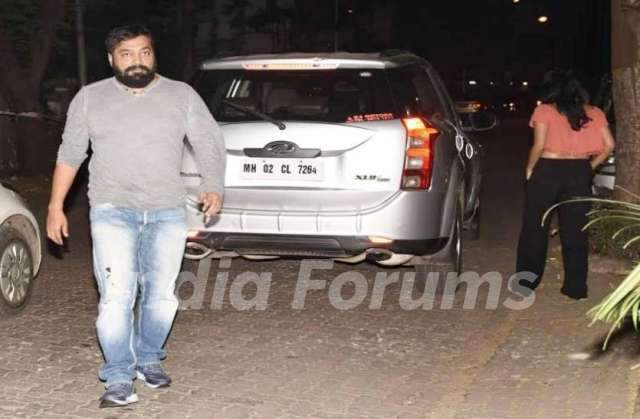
[57,75,225,209]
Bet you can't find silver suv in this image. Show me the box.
[182,52,484,284]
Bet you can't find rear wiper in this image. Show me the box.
[222,99,286,130]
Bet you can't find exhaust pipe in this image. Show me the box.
[184,242,213,260]
[365,249,393,263]
[365,249,414,266]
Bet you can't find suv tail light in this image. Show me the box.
[401,117,439,189]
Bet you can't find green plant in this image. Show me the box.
[543,187,640,349]
[588,201,640,261]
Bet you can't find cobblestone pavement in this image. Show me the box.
[1,122,638,418]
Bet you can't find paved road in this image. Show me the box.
[0,117,637,418]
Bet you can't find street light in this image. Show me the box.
[537,16,549,23]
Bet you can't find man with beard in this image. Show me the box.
[46,24,226,408]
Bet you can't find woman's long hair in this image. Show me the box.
[540,70,591,131]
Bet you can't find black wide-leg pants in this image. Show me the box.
[516,158,593,299]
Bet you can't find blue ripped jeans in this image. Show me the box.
[90,203,187,386]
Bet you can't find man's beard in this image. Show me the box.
[113,64,156,88]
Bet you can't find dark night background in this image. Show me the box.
[1,0,611,115]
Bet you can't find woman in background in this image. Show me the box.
[516,70,615,300]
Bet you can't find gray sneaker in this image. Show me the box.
[136,364,172,388]
[99,382,138,408]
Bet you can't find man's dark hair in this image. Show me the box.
[105,24,154,54]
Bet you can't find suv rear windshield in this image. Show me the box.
[192,69,396,123]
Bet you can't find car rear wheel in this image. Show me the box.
[0,226,35,316]
[414,200,462,295]
[463,199,480,240]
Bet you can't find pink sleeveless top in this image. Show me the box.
[529,104,607,155]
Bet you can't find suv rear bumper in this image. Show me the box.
[185,189,449,241]
[186,232,447,259]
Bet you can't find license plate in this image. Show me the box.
[240,158,324,181]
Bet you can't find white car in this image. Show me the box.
[593,153,615,196]
[182,52,489,288]
[0,182,42,316]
